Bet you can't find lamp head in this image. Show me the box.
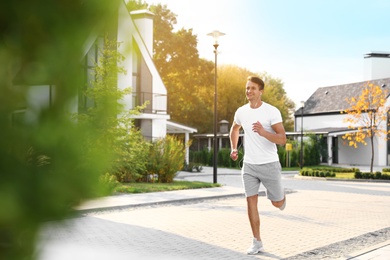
[207,30,225,46]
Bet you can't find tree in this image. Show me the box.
[74,35,150,183]
[147,3,215,132]
[126,0,148,10]
[341,83,390,173]
[260,72,296,131]
[0,1,121,259]
[126,1,296,133]
[217,65,255,124]
[217,65,296,132]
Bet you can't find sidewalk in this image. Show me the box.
[39,167,390,260]
[76,191,390,259]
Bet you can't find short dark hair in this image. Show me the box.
[247,76,264,90]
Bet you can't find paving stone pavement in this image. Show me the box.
[36,167,390,260]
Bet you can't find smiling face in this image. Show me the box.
[246,80,263,103]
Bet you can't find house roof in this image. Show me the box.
[295,77,390,116]
[166,121,197,134]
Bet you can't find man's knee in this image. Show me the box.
[246,194,258,206]
[271,197,285,208]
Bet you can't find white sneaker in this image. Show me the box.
[246,238,264,255]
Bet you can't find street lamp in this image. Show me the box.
[207,30,225,184]
[300,101,305,169]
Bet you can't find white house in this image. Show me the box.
[295,52,390,167]
[17,1,196,163]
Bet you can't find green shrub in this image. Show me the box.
[190,148,212,166]
[382,173,390,180]
[278,146,286,167]
[290,149,299,167]
[362,172,374,179]
[146,136,186,183]
[300,170,307,176]
[190,148,244,169]
[99,173,119,196]
[111,129,150,182]
[300,168,335,178]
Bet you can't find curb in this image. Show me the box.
[294,174,390,183]
[341,240,390,259]
[77,192,245,215]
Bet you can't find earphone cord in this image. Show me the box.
[236,142,244,170]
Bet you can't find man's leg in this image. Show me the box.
[271,195,286,210]
[247,194,261,240]
[246,194,264,254]
[242,163,264,254]
[261,162,286,210]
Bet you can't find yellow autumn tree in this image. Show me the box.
[341,83,390,173]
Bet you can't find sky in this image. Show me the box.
[146,0,390,109]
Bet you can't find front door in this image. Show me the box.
[332,136,338,163]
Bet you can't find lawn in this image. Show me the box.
[334,172,356,179]
[114,180,221,194]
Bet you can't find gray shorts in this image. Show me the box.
[242,161,284,201]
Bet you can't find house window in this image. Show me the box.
[79,37,103,113]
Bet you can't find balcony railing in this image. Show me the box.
[132,92,167,114]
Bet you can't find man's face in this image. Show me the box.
[245,81,262,102]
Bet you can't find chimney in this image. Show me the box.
[130,10,154,55]
[364,51,390,80]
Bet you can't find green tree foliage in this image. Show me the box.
[74,35,150,184]
[148,3,215,132]
[304,134,321,166]
[261,72,295,131]
[217,66,295,131]
[127,1,295,133]
[0,0,121,259]
[126,0,149,11]
[127,1,215,132]
[217,65,254,127]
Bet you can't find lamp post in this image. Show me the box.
[300,101,305,169]
[207,30,225,184]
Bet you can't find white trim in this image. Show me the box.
[166,121,197,134]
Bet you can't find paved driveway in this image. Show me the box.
[37,167,390,260]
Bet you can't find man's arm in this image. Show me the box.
[229,121,241,161]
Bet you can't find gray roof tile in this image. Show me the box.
[296,78,390,115]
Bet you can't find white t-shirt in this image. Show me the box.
[234,102,282,164]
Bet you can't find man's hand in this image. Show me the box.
[230,149,238,161]
[252,121,266,136]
